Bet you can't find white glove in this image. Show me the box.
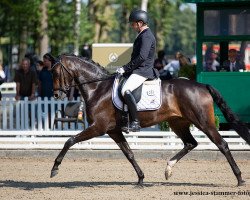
[116,67,125,75]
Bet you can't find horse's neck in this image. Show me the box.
[76,69,111,103]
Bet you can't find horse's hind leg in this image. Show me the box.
[108,129,144,186]
[165,118,198,180]
[203,127,245,186]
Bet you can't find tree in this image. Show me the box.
[39,0,49,58]
[73,0,81,55]
[47,0,75,55]
[165,4,196,56]
[148,0,175,51]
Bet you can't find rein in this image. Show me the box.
[52,60,117,92]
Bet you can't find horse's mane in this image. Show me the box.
[59,53,111,75]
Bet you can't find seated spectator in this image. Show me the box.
[14,58,38,101]
[222,49,245,72]
[204,51,220,72]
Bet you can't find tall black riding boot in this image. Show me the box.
[123,90,141,132]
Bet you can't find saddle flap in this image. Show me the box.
[112,75,162,111]
[117,77,142,103]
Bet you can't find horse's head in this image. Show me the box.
[51,55,75,100]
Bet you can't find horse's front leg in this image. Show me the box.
[108,129,144,186]
[50,125,102,178]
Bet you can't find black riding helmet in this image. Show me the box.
[129,9,148,24]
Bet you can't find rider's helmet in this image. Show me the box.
[129,9,148,24]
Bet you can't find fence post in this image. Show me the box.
[15,101,20,130]
[37,97,43,131]
[9,98,14,130]
[2,98,7,129]
[31,100,36,130]
[24,97,29,130]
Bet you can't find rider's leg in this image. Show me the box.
[121,74,147,132]
[123,90,140,131]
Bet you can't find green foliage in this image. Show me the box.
[48,0,75,54]
[215,115,220,130]
[159,121,170,131]
[165,5,196,55]
[0,0,41,45]
[148,0,175,50]
[0,0,196,62]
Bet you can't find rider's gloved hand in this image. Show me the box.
[116,67,125,75]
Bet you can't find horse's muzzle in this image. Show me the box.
[53,90,67,100]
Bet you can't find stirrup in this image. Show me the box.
[130,121,141,132]
[121,126,130,134]
[122,121,141,133]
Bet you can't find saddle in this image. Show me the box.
[117,76,142,103]
[112,75,162,133]
[112,75,162,111]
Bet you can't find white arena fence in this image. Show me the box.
[0,97,86,131]
[0,97,249,150]
[0,131,249,150]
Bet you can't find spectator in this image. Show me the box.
[204,51,220,72]
[14,58,38,101]
[0,64,6,100]
[36,60,44,77]
[38,54,53,99]
[162,52,182,79]
[222,49,245,72]
[25,52,39,72]
[154,50,168,74]
[81,44,92,59]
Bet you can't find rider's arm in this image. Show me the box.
[123,35,152,72]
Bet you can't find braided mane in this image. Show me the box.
[59,53,110,75]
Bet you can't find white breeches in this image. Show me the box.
[121,74,147,96]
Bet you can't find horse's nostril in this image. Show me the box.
[54,94,59,99]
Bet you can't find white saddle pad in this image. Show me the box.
[112,76,162,111]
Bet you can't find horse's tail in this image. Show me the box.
[206,84,250,145]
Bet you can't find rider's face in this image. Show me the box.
[130,21,140,33]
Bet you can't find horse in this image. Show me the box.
[50,54,250,187]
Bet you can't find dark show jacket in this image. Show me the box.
[123,28,159,79]
[221,60,245,72]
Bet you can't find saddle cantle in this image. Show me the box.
[112,75,162,111]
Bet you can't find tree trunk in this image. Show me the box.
[19,25,28,62]
[39,0,49,59]
[141,0,148,11]
[74,0,81,55]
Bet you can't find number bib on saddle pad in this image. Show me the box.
[112,75,162,111]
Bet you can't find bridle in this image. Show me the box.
[51,59,116,95]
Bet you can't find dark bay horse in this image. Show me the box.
[50,54,250,186]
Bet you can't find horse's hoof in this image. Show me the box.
[50,170,58,178]
[165,165,172,180]
[238,180,246,186]
[135,181,144,189]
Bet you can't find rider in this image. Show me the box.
[116,9,159,132]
